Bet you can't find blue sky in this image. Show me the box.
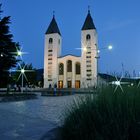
[1,0,140,76]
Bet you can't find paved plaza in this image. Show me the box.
[0,94,80,140]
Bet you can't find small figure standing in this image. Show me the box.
[18,85,21,92]
[14,84,17,92]
[54,83,57,96]
[25,83,28,92]
[49,84,52,89]
[54,83,57,89]
[6,84,10,94]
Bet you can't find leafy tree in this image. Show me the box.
[13,62,37,86]
[0,4,20,87]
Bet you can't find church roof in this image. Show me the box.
[58,54,80,58]
[46,16,61,35]
[82,10,96,30]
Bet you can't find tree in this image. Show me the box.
[13,62,37,86]
[0,4,20,87]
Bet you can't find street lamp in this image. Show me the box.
[21,68,25,74]
[98,45,113,52]
[15,63,35,93]
[75,45,113,87]
[10,47,28,59]
[95,45,113,87]
[108,45,113,50]
[0,53,3,57]
[111,76,124,93]
[80,45,113,53]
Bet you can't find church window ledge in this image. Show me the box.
[48,58,52,60]
[87,70,91,72]
[48,54,52,56]
[86,56,91,58]
[48,66,52,69]
[86,52,91,54]
[86,60,91,63]
[87,78,91,80]
[87,65,91,67]
[87,74,91,77]
[48,50,53,52]
[87,47,91,49]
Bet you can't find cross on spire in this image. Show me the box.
[0,4,3,19]
[0,4,2,13]
[53,10,55,18]
[88,5,90,13]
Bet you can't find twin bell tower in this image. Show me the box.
[44,9,98,89]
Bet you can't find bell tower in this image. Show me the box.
[81,9,98,88]
[44,14,62,88]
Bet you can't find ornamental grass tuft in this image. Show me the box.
[61,86,140,140]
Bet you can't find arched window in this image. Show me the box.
[49,38,53,44]
[58,39,60,44]
[59,63,64,75]
[67,60,72,72]
[75,62,81,74]
[86,34,91,41]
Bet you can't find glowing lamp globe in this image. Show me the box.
[108,45,113,50]
[17,51,22,56]
[21,69,25,74]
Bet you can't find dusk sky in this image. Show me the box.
[1,0,140,76]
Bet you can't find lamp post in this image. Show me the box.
[76,45,113,88]
[16,48,27,92]
[21,69,25,92]
[95,50,100,87]
[95,45,113,87]
[10,47,34,92]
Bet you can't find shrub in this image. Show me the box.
[61,86,140,140]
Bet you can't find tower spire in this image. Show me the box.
[81,7,96,30]
[45,12,61,35]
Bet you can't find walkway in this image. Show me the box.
[0,94,79,140]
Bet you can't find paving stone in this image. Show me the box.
[0,94,81,140]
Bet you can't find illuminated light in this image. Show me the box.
[21,69,25,74]
[111,76,124,93]
[131,83,134,86]
[83,47,87,52]
[108,45,113,50]
[0,54,3,57]
[115,81,120,86]
[75,48,81,50]
[17,51,22,56]
[97,50,100,53]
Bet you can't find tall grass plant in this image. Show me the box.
[61,86,140,140]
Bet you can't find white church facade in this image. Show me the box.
[44,10,98,88]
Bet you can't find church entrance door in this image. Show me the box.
[67,81,72,88]
[75,80,80,88]
[58,81,63,88]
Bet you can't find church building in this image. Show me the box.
[44,10,98,88]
